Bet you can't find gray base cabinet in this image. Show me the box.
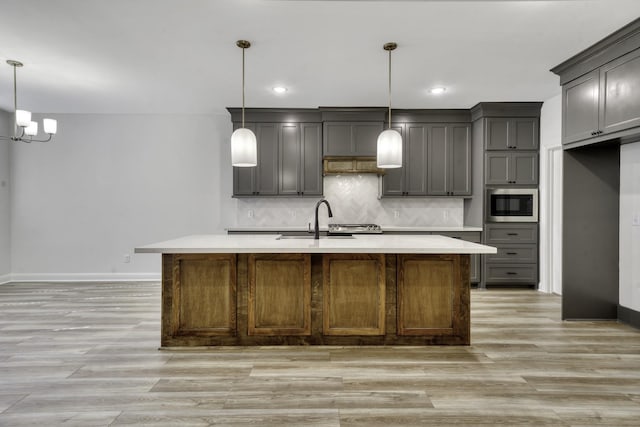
[483,223,538,287]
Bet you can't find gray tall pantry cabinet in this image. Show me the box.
[472,102,542,289]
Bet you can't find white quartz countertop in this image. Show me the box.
[135,234,496,254]
[226,226,483,232]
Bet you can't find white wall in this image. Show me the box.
[539,94,563,294]
[10,113,231,281]
[0,110,11,283]
[620,141,640,312]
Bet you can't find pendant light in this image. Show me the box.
[0,60,58,143]
[376,42,402,169]
[230,40,257,167]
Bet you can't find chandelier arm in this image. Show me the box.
[23,135,52,143]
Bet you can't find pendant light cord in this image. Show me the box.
[388,48,392,129]
[241,45,246,129]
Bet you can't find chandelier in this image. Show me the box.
[0,60,57,143]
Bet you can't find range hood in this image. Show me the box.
[323,157,385,176]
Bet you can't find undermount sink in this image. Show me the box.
[276,235,354,240]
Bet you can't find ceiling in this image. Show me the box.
[1,0,639,115]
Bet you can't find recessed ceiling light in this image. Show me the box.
[272,86,287,94]
[429,87,447,95]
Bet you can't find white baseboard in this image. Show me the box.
[0,274,11,285]
[6,272,161,283]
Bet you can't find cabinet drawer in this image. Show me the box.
[485,244,537,263]
[438,231,481,243]
[484,264,538,284]
[485,224,537,244]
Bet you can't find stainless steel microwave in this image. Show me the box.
[487,188,538,222]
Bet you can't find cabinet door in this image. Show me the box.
[485,152,510,185]
[380,124,406,197]
[323,122,352,156]
[427,125,448,195]
[353,122,383,156]
[397,254,462,336]
[278,123,301,196]
[600,49,640,135]
[562,70,600,144]
[323,122,383,156]
[405,124,428,196]
[449,124,471,196]
[512,118,538,150]
[301,123,323,196]
[248,254,311,336]
[255,123,279,195]
[485,118,510,150]
[233,122,257,196]
[512,152,538,185]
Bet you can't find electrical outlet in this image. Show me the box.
[393,210,400,219]
[123,254,131,263]
[247,210,254,218]
[633,213,640,226]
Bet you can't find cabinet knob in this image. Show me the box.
[506,252,517,255]
[506,272,518,276]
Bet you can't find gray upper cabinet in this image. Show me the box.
[428,124,471,196]
[279,123,322,196]
[485,152,538,186]
[562,70,600,144]
[599,48,640,135]
[557,47,640,145]
[323,122,383,156]
[381,123,471,197]
[485,117,539,150]
[233,123,278,196]
[379,124,408,197]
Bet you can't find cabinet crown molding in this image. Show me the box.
[550,17,640,85]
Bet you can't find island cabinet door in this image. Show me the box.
[322,254,386,336]
[397,254,467,337]
[247,254,311,336]
[167,254,237,337]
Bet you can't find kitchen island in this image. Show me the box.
[135,234,496,346]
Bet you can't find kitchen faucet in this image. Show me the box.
[314,198,333,239]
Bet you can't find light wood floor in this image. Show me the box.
[0,282,639,426]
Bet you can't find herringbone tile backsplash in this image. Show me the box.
[234,175,463,228]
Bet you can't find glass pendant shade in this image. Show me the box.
[16,110,31,127]
[231,127,257,167]
[24,121,38,136]
[377,129,403,168]
[43,118,57,134]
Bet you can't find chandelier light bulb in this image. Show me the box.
[24,121,38,136]
[43,118,57,135]
[16,110,31,127]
